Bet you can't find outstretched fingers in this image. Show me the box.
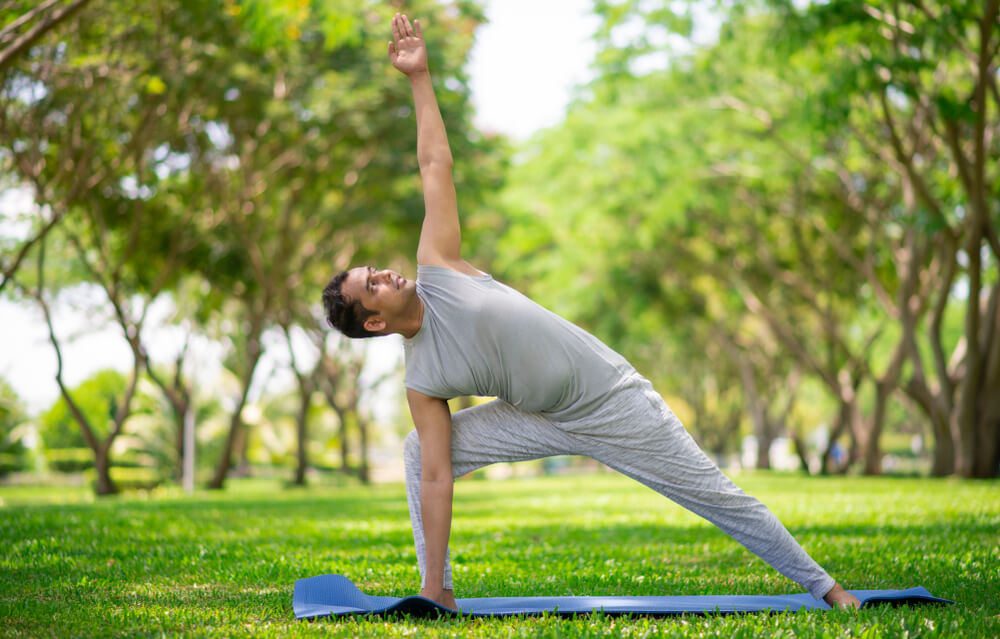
[388,12,423,69]
[394,13,414,43]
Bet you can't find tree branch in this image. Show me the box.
[108,356,141,442]
[877,88,949,230]
[31,236,101,452]
[907,0,979,64]
[0,0,93,73]
[0,203,66,295]
[0,0,62,45]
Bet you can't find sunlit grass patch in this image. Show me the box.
[1,473,998,638]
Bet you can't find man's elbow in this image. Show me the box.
[422,474,454,486]
[418,154,453,172]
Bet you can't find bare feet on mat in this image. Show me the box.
[824,583,862,609]
[420,587,458,611]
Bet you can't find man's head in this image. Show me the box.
[322,266,418,338]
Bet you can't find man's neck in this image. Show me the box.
[398,297,425,339]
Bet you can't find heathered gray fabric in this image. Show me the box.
[404,375,837,600]
[401,266,835,600]
[403,266,633,421]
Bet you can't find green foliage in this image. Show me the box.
[495,9,853,451]
[85,465,164,491]
[0,378,29,474]
[3,0,995,476]
[38,369,129,449]
[2,0,504,488]
[2,0,500,298]
[0,474,997,637]
[44,447,93,472]
[493,0,999,471]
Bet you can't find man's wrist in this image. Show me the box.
[407,69,431,83]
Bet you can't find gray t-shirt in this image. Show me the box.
[403,265,635,421]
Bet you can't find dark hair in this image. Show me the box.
[322,270,379,338]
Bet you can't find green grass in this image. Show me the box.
[1,472,998,638]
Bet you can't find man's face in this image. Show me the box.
[341,266,416,331]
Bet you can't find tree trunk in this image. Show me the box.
[358,415,370,484]
[823,391,865,475]
[962,0,999,477]
[860,382,892,475]
[955,211,985,476]
[235,425,251,477]
[821,404,849,475]
[293,387,309,486]
[160,392,191,482]
[756,433,772,471]
[174,412,184,480]
[209,410,242,489]
[339,410,351,475]
[791,432,811,475]
[904,373,956,476]
[208,337,262,490]
[930,414,956,476]
[182,405,195,494]
[144,360,192,482]
[171,393,192,482]
[93,445,117,496]
[973,282,1000,477]
[973,414,1000,478]
[728,342,773,470]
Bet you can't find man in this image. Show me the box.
[322,13,862,612]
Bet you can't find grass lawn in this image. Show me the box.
[1,471,998,638]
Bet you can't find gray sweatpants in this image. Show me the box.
[403,374,836,600]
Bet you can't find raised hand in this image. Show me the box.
[388,13,428,76]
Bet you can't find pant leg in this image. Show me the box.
[404,399,576,590]
[555,377,837,600]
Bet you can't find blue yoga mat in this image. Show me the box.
[293,574,953,619]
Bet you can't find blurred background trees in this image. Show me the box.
[0,377,30,475]
[0,0,996,495]
[491,0,998,478]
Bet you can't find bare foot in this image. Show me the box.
[823,583,862,609]
[420,587,458,611]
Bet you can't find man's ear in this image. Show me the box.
[364,316,386,333]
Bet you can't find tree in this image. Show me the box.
[0,1,94,291]
[772,0,1000,477]
[37,365,133,492]
[0,377,29,475]
[3,0,502,490]
[495,0,998,478]
[163,0,494,489]
[3,0,237,493]
[316,337,389,484]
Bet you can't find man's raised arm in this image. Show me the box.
[389,14,461,267]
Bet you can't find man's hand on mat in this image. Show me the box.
[420,587,458,611]
[823,583,861,609]
[389,13,428,76]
